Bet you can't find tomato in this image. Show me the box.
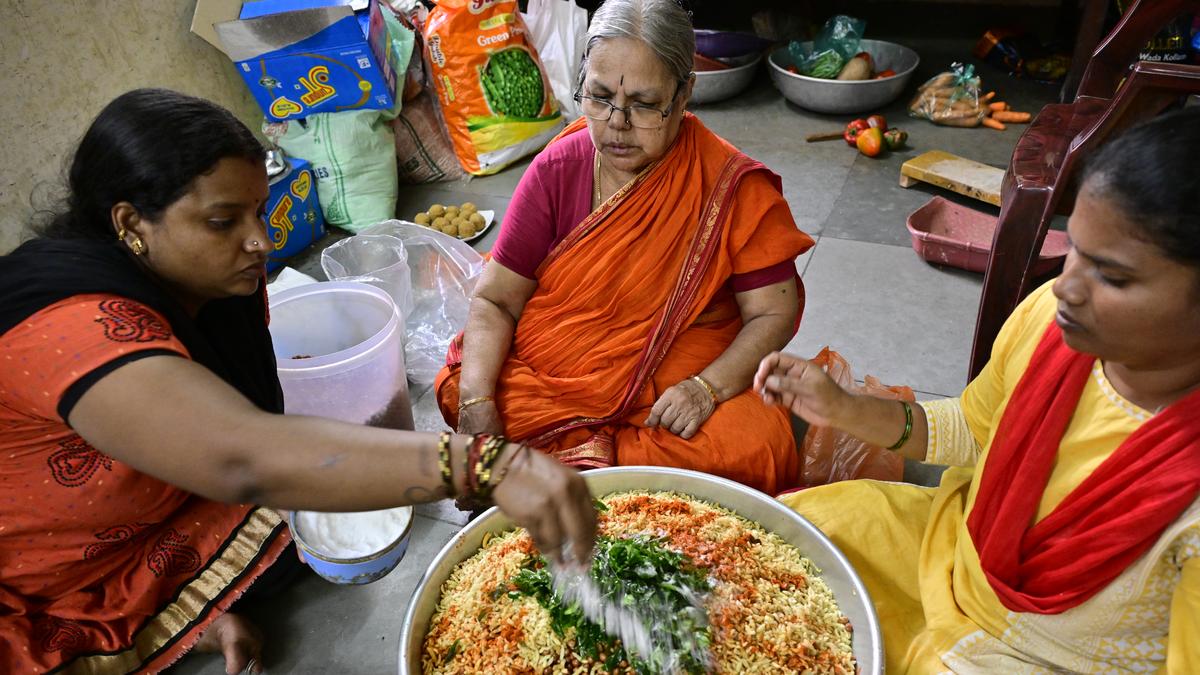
[866,114,888,130]
[856,128,884,157]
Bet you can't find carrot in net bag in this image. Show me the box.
[908,62,988,128]
[423,0,564,176]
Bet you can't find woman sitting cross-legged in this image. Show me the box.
[436,0,814,494]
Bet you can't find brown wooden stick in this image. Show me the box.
[806,131,846,142]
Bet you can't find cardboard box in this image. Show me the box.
[265,156,324,272]
[192,0,395,121]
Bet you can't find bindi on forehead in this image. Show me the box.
[588,75,666,103]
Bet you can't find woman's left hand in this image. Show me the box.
[645,379,717,439]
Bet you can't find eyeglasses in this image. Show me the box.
[573,83,683,130]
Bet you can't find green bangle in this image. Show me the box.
[888,401,913,451]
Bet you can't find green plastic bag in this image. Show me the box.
[379,4,415,114]
[789,15,866,79]
[264,111,399,233]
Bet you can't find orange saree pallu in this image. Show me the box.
[436,115,812,494]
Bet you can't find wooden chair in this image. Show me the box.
[968,0,1200,379]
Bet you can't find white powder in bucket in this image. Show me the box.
[294,507,412,559]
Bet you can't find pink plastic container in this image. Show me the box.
[905,196,1070,276]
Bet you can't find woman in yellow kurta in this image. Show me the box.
[756,108,1200,673]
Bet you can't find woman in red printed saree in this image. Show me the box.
[757,109,1200,672]
[437,0,814,495]
[0,89,595,674]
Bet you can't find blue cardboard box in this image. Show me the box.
[265,156,324,272]
[207,0,395,121]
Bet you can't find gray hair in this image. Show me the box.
[578,0,695,93]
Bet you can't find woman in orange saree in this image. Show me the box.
[0,89,596,675]
[436,0,813,494]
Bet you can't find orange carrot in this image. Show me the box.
[982,117,1006,130]
[981,91,996,102]
[987,101,1008,112]
[992,110,1032,123]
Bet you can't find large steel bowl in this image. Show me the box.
[690,55,763,105]
[768,39,920,115]
[399,466,884,674]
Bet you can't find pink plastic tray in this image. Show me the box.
[905,196,1070,275]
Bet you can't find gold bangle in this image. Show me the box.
[458,395,495,412]
[689,374,720,404]
[490,443,522,490]
[436,431,455,497]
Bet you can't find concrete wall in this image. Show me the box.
[0,0,260,253]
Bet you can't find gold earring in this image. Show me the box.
[116,227,126,241]
[129,238,146,256]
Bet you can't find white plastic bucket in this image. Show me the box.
[268,281,413,429]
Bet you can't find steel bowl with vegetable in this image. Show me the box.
[769,39,920,114]
[399,466,883,674]
[690,53,764,105]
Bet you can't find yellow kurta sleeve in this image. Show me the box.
[920,397,981,467]
[1165,531,1200,673]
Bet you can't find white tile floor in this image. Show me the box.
[169,42,1060,675]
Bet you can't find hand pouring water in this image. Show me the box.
[550,544,713,673]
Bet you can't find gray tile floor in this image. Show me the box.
[170,43,1059,675]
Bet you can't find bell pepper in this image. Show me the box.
[874,69,897,79]
[883,128,908,151]
[856,127,884,157]
[844,118,870,146]
[866,114,888,130]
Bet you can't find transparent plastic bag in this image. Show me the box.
[908,62,988,127]
[799,347,910,488]
[789,15,866,79]
[320,235,415,321]
[357,220,485,389]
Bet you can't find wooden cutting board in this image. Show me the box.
[899,150,1004,207]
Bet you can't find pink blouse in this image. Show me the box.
[491,131,798,291]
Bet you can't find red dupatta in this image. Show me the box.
[967,323,1200,614]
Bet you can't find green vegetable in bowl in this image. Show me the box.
[803,50,845,79]
[480,47,546,118]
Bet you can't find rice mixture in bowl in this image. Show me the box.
[422,491,856,674]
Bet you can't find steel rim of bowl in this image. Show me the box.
[289,507,414,565]
[398,466,883,674]
[694,53,763,77]
[767,42,920,84]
